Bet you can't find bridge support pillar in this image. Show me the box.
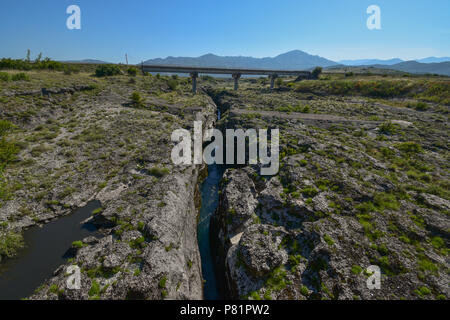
[269,74,278,89]
[190,72,198,94]
[232,73,241,91]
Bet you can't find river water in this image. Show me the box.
[197,164,225,300]
[0,200,101,300]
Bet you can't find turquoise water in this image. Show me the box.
[197,164,225,300]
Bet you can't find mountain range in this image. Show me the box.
[143,50,337,70]
[61,50,450,76]
[142,50,450,76]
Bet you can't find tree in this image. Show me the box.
[35,52,42,63]
[127,67,137,76]
[26,49,31,62]
[311,67,322,79]
[95,64,121,77]
[275,77,283,87]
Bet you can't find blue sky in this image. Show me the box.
[0,0,449,63]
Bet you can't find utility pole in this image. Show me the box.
[125,54,128,65]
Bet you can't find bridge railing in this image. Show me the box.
[141,64,311,93]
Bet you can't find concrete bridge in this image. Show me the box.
[140,64,311,93]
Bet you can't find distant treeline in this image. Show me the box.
[0,57,64,71]
[0,57,135,76]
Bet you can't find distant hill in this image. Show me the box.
[375,61,450,76]
[339,58,403,66]
[416,57,450,63]
[143,50,337,70]
[59,59,110,64]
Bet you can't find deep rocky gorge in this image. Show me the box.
[0,69,448,300]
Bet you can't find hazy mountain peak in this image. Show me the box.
[144,50,337,70]
[276,50,308,57]
[417,56,450,63]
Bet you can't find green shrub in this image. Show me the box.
[127,67,138,76]
[63,65,80,75]
[95,64,121,77]
[167,79,178,91]
[265,266,287,291]
[415,286,431,297]
[373,192,399,211]
[92,207,103,215]
[0,120,15,137]
[288,254,303,267]
[89,280,100,296]
[323,234,334,246]
[396,142,422,154]
[0,138,19,169]
[159,276,167,288]
[407,102,428,111]
[129,236,145,249]
[377,243,389,255]
[351,265,363,274]
[430,236,444,249]
[378,121,398,135]
[418,255,438,274]
[148,166,169,178]
[249,291,261,300]
[72,240,84,249]
[0,229,24,258]
[0,72,10,81]
[301,105,311,113]
[300,285,309,296]
[130,91,143,106]
[301,186,318,198]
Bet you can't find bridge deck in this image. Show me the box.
[141,64,311,76]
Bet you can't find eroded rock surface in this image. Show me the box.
[209,83,449,300]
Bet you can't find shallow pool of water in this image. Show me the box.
[0,200,101,300]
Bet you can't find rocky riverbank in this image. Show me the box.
[208,80,449,300]
[0,70,217,299]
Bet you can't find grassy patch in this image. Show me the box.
[351,265,363,274]
[0,229,24,258]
